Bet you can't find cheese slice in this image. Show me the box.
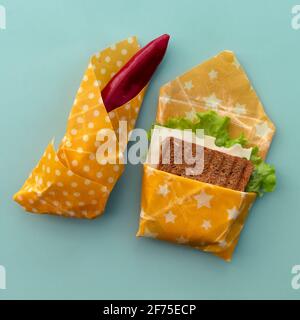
[204,135,252,160]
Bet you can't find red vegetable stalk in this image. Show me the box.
[101,34,170,112]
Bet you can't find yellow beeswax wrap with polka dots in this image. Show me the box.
[14,37,146,219]
[137,51,275,261]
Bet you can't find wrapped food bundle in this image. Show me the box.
[137,51,276,261]
[13,35,170,219]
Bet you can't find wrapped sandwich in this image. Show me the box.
[14,35,170,219]
[137,51,276,261]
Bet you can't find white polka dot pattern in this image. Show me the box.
[14,36,147,219]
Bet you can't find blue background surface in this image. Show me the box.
[0,0,299,299]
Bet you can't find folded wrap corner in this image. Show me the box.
[156,50,275,159]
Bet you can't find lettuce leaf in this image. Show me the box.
[246,146,276,195]
[157,111,276,196]
[164,111,248,148]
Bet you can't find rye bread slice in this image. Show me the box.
[157,137,254,192]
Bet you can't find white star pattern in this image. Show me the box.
[233,103,246,115]
[164,211,176,223]
[157,184,170,197]
[208,69,218,80]
[185,110,197,121]
[144,228,158,238]
[227,206,239,220]
[255,121,272,138]
[129,50,267,259]
[201,220,212,230]
[203,93,222,110]
[194,191,213,208]
[145,167,155,177]
[176,236,188,244]
[184,80,194,90]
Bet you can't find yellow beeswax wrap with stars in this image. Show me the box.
[14,37,146,219]
[156,50,275,159]
[137,51,275,261]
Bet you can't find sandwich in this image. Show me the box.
[137,50,276,261]
[155,110,276,196]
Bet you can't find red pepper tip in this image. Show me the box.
[157,33,170,44]
[162,34,170,40]
[102,34,171,112]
